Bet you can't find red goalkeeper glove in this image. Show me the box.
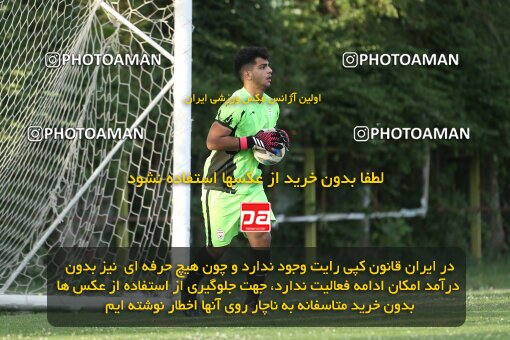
[239,130,285,152]
[275,128,290,150]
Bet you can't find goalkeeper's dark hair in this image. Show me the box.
[234,46,270,82]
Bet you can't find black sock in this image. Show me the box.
[182,246,220,302]
[244,247,271,305]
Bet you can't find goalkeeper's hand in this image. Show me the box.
[275,128,290,150]
[239,130,285,152]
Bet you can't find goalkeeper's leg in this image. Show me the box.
[181,246,226,314]
[244,232,271,312]
[181,189,238,316]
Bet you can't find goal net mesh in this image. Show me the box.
[0,0,175,297]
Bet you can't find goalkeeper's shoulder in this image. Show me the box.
[218,89,246,112]
[217,90,245,116]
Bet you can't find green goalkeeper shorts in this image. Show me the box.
[201,188,276,247]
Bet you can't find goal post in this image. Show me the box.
[172,0,192,248]
[0,0,191,308]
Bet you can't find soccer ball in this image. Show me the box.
[253,146,285,165]
[252,129,286,165]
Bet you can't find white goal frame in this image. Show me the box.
[0,0,192,309]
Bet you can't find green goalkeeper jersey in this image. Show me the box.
[203,87,280,194]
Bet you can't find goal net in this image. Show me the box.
[0,0,191,307]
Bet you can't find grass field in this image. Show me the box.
[1,258,509,339]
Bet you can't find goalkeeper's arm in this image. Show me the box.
[206,122,285,152]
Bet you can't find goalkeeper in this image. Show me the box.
[182,47,290,315]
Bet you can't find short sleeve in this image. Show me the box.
[215,105,241,131]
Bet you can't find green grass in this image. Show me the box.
[1,258,509,339]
